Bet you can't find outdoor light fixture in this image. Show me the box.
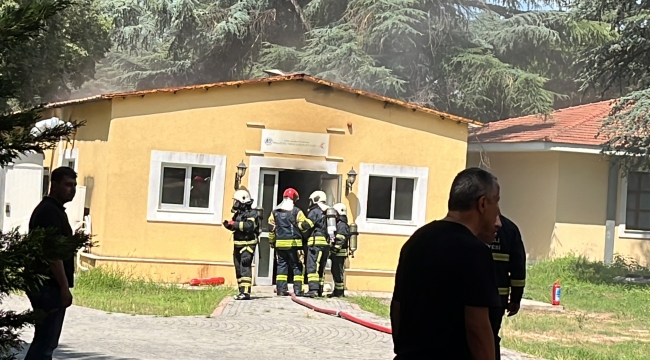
[234,160,248,190]
[346,167,357,194]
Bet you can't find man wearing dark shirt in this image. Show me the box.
[25,166,77,360]
[391,167,502,360]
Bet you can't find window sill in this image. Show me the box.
[618,225,650,240]
[147,208,221,225]
[357,220,420,236]
[157,207,214,215]
[366,219,416,226]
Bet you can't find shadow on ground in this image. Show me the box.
[14,343,132,360]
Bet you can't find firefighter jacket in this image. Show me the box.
[268,207,311,249]
[332,215,349,257]
[490,214,526,307]
[305,205,329,247]
[225,208,258,252]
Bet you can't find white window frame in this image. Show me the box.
[356,163,428,236]
[618,170,650,239]
[147,150,226,225]
[57,148,78,172]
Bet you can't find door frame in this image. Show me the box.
[253,169,279,286]
[248,157,339,286]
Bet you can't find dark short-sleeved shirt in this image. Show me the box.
[29,196,75,288]
[392,220,500,359]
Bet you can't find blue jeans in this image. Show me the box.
[25,285,66,360]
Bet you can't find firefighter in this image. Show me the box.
[303,191,330,298]
[268,188,311,296]
[329,203,349,298]
[223,189,258,300]
[489,214,526,360]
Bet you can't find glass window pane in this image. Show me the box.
[638,211,650,231]
[641,193,650,211]
[642,174,650,191]
[627,194,638,210]
[628,173,641,191]
[161,167,186,205]
[189,167,212,208]
[626,210,637,229]
[394,178,415,221]
[367,176,392,220]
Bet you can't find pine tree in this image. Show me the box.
[575,0,650,170]
[0,1,94,358]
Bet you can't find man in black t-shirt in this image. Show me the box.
[391,167,502,360]
[25,166,77,360]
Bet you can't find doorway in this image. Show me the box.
[254,169,341,286]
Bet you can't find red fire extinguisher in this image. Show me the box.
[551,280,561,306]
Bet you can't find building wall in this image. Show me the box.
[470,149,650,265]
[41,101,112,247]
[59,80,469,291]
[467,151,560,259]
[553,152,608,260]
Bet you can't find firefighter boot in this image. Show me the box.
[293,283,304,297]
[328,289,344,298]
[304,290,318,298]
[234,293,251,300]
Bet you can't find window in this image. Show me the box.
[625,172,650,231]
[356,163,429,236]
[367,176,415,221]
[58,148,78,171]
[147,150,226,225]
[160,166,212,209]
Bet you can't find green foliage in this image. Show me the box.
[0,1,100,358]
[86,0,616,122]
[575,0,650,168]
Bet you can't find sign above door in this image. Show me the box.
[260,129,329,157]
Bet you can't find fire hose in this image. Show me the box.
[290,293,392,334]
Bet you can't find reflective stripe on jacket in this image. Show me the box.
[268,208,311,249]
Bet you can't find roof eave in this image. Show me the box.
[42,74,482,126]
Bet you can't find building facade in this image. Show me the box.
[468,101,650,266]
[41,74,477,292]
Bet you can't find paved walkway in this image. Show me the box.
[5,293,543,359]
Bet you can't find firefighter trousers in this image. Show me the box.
[329,255,346,295]
[276,248,303,295]
[306,245,330,294]
[489,305,506,360]
[233,245,256,295]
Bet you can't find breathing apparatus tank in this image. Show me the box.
[349,223,358,257]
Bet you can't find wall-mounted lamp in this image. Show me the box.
[234,160,248,190]
[346,167,357,194]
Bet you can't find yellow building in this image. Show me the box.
[468,101,650,266]
[41,74,478,292]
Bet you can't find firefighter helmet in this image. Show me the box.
[309,190,327,205]
[233,189,253,204]
[333,203,347,216]
[283,188,299,201]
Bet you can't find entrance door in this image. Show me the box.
[254,170,279,286]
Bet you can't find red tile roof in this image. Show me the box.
[470,100,614,146]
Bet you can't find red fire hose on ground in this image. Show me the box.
[290,293,392,334]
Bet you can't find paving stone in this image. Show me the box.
[3,294,545,360]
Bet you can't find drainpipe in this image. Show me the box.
[604,157,619,264]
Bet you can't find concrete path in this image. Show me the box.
[4,293,544,359]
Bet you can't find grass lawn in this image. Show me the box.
[347,255,650,360]
[72,267,236,317]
